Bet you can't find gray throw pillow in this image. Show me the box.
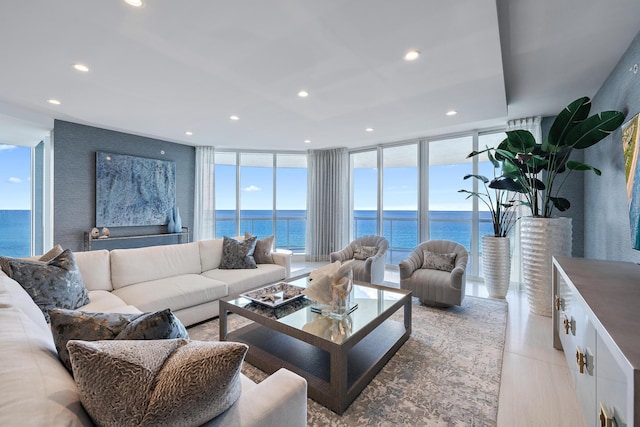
[220,236,257,269]
[67,339,248,427]
[7,249,89,321]
[245,232,274,264]
[50,308,189,373]
[353,245,378,260]
[0,244,64,276]
[422,250,457,272]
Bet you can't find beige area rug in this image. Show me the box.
[188,295,508,426]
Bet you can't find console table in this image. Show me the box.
[552,256,640,427]
[83,227,189,251]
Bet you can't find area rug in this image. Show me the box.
[188,295,508,426]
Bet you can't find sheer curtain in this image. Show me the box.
[193,146,215,241]
[506,116,542,290]
[306,147,349,261]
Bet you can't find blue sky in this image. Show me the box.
[216,162,483,212]
[0,145,31,210]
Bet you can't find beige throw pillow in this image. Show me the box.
[67,339,248,427]
[353,245,378,260]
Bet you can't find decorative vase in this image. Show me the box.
[173,207,182,233]
[167,210,176,233]
[481,235,511,299]
[521,217,572,317]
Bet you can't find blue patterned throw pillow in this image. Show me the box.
[7,249,90,321]
[49,308,189,373]
[220,236,258,269]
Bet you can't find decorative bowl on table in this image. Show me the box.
[241,282,306,308]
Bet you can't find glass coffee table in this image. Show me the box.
[219,276,412,414]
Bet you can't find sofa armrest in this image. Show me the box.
[204,368,307,427]
[271,250,292,278]
[449,266,466,290]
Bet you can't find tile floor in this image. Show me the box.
[292,262,586,426]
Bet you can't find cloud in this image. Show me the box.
[8,177,22,184]
[243,185,261,192]
[0,145,16,151]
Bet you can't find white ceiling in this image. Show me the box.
[0,0,638,151]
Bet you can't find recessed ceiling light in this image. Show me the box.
[47,99,61,105]
[298,90,309,98]
[446,110,458,116]
[73,63,89,72]
[404,50,421,61]
[229,115,240,121]
[124,0,143,7]
[304,139,311,144]
[365,127,374,132]
[185,131,193,136]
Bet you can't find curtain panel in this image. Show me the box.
[194,146,215,241]
[306,147,349,261]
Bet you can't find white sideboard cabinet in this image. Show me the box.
[553,256,640,427]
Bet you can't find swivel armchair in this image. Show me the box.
[399,240,468,307]
[330,235,389,285]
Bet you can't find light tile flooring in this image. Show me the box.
[292,262,586,427]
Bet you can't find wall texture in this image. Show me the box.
[53,120,195,252]
[585,30,640,262]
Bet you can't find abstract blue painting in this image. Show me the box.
[96,152,176,227]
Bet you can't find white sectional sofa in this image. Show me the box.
[0,240,307,426]
[75,238,292,326]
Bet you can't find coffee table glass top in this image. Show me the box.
[224,277,408,344]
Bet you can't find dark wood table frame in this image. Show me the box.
[220,281,412,414]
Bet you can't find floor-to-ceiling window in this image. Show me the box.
[214,152,237,238]
[0,144,32,257]
[383,144,418,264]
[240,153,274,238]
[215,151,307,252]
[351,150,378,238]
[276,154,307,253]
[428,136,476,272]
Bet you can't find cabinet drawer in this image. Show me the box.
[597,333,628,427]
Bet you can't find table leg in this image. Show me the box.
[219,304,228,341]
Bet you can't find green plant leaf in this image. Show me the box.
[566,161,602,175]
[463,174,490,183]
[489,177,526,192]
[495,148,516,160]
[505,130,537,153]
[487,149,500,168]
[548,96,591,146]
[531,178,546,190]
[566,111,626,149]
[550,196,570,211]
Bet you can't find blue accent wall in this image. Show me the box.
[53,120,195,251]
[585,30,640,262]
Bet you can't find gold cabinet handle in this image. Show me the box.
[554,295,562,311]
[576,346,587,374]
[563,316,570,335]
[599,402,614,427]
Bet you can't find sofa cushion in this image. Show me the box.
[67,339,248,427]
[0,276,49,329]
[220,236,257,269]
[199,238,224,271]
[0,302,93,426]
[74,249,112,291]
[80,290,140,314]
[50,308,189,373]
[422,250,457,272]
[110,242,202,290]
[5,250,90,321]
[202,264,286,297]
[112,274,228,313]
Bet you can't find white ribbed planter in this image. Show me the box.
[481,236,511,299]
[521,217,572,317]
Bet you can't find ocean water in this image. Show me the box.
[0,210,31,257]
[0,209,492,260]
[216,210,493,258]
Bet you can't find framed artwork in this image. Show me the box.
[621,113,640,249]
[96,151,176,227]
